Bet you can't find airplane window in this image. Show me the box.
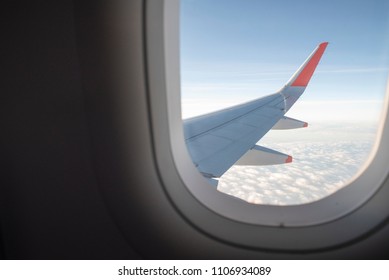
[146,0,389,248]
[180,0,389,205]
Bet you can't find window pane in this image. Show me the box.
[180,0,389,205]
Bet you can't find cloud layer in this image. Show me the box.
[218,140,374,205]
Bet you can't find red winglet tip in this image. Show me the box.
[285,155,293,163]
[291,42,328,87]
[303,122,308,128]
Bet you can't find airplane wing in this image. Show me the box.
[183,42,328,180]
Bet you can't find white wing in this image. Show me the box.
[184,42,328,179]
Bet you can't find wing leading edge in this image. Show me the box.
[183,42,328,180]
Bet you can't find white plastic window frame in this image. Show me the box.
[146,0,389,251]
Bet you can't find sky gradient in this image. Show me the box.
[181,0,389,121]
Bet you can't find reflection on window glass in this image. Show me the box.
[180,0,389,205]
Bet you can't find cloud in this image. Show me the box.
[217,140,373,205]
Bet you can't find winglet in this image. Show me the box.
[287,42,328,87]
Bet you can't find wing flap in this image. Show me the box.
[272,116,308,129]
[235,145,292,166]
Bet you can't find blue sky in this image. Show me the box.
[180,0,389,122]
